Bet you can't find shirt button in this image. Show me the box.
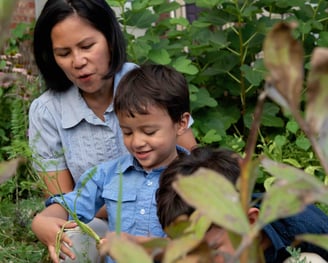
[147,180,153,186]
[140,209,145,215]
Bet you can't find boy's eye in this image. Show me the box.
[144,130,156,136]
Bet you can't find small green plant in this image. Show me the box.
[286,247,311,263]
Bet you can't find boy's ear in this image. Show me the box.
[177,112,190,136]
[247,207,260,225]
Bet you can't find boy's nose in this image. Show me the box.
[131,134,146,148]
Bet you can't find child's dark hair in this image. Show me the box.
[33,0,126,91]
[156,146,240,230]
[114,64,190,123]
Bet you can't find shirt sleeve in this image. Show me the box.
[28,98,67,172]
[46,166,105,223]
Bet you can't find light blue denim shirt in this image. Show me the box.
[49,146,188,263]
[28,63,138,182]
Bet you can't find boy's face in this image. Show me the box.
[118,105,187,171]
[204,225,235,262]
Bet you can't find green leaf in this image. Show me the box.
[274,135,286,148]
[201,129,222,144]
[172,57,199,75]
[173,168,250,235]
[163,235,204,263]
[295,135,311,151]
[240,64,264,86]
[286,120,299,134]
[125,9,158,28]
[317,32,328,47]
[194,0,224,9]
[148,49,171,65]
[190,86,217,111]
[101,234,153,263]
[259,158,328,219]
[169,17,190,27]
[153,1,180,14]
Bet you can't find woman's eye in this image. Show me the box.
[82,44,94,49]
[55,52,69,57]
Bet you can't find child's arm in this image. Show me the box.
[31,203,78,263]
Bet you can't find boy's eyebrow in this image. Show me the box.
[119,124,160,129]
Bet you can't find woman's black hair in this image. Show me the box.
[33,0,126,91]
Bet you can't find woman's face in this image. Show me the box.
[51,14,112,94]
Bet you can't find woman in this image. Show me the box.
[29,0,196,260]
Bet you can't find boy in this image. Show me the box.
[31,64,191,263]
[156,146,328,263]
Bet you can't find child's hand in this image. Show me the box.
[31,214,77,263]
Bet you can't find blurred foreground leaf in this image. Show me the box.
[257,158,328,227]
[173,168,250,235]
[306,47,328,163]
[0,157,25,184]
[0,0,19,48]
[263,22,304,111]
[100,233,152,263]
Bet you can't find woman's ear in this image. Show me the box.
[247,207,260,225]
[177,112,190,136]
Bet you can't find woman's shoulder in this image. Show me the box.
[30,87,77,115]
[30,89,61,109]
[114,62,138,88]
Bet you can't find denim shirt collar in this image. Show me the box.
[118,145,190,175]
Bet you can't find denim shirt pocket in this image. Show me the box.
[103,189,137,232]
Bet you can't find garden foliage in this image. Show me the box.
[0,0,328,262]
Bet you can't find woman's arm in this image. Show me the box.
[40,169,74,198]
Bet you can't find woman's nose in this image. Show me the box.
[72,52,87,69]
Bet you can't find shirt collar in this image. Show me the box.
[61,85,112,129]
[118,145,190,174]
[60,63,138,129]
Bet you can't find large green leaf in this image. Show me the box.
[258,158,328,227]
[173,168,250,235]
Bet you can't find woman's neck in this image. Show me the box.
[82,79,114,121]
